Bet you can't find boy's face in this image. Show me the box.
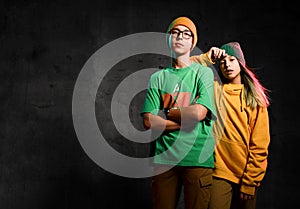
[168,25,193,56]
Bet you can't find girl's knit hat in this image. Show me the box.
[220,42,246,66]
[166,16,198,50]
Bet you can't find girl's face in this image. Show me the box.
[219,55,242,84]
[169,25,193,56]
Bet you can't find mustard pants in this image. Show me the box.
[152,166,213,209]
[209,177,257,209]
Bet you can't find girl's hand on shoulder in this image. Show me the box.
[206,47,227,63]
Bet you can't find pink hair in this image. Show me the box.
[240,61,270,108]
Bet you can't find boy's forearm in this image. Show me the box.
[166,104,208,124]
[143,113,180,131]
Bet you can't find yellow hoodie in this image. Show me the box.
[214,81,270,195]
[191,54,270,196]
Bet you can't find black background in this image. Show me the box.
[1,0,299,208]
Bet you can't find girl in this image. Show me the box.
[192,42,271,209]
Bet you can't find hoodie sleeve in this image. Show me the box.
[190,53,214,66]
[240,106,270,195]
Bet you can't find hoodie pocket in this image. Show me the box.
[215,138,248,177]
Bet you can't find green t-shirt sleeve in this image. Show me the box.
[195,67,216,120]
[141,74,161,116]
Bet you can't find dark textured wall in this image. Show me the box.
[1,0,298,208]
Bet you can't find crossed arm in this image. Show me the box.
[143,104,208,131]
[143,47,225,132]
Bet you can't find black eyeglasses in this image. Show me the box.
[169,29,193,40]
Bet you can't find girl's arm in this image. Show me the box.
[190,47,227,66]
[240,106,271,196]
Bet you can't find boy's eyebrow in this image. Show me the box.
[171,28,192,32]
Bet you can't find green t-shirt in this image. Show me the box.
[142,62,216,167]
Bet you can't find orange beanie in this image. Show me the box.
[167,16,198,50]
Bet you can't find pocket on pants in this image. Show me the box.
[199,174,212,187]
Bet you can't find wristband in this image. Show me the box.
[164,108,170,116]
